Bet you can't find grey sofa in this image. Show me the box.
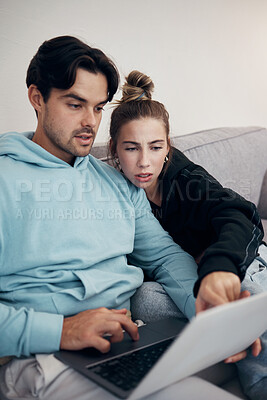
[91,126,267,399]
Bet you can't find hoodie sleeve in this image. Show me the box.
[176,164,264,296]
[0,303,63,357]
[127,187,198,320]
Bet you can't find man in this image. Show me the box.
[0,36,264,400]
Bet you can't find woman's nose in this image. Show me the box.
[137,152,150,168]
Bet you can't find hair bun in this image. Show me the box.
[120,70,154,103]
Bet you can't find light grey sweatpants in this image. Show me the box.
[0,353,242,400]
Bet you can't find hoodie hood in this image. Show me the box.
[0,131,89,170]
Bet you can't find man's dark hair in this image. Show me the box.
[26,35,119,102]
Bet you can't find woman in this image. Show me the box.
[109,70,264,294]
[109,70,267,400]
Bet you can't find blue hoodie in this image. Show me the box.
[0,132,198,357]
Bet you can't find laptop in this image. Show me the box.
[55,292,267,399]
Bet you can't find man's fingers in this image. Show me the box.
[102,320,125,342]
[92,315,140,351]
[61,307,139,351]
[91,335,111,353]
[110,308,128,314]
[101,314,139,342]
[119,316,139,341]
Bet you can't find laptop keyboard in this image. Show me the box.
[87,338,174,392]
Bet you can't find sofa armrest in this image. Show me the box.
[257,170,267,219]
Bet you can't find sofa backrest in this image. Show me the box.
[91,126,267,208]
[171,126,267,207]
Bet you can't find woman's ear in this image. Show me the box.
[28,85,44,115]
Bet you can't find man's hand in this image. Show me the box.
[60,307,139,353]
[196,272,261,363]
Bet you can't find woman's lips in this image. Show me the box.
[134,173,153,182]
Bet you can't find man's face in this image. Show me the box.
[36,69,108,164]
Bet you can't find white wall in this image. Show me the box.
[0,0,267,143]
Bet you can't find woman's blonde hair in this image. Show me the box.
[109,70,171,168]
[118,70,154,103]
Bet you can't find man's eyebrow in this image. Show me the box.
[61,94,87,103]
[60,93,108,105]
[98,99,109,105]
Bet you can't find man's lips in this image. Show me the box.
[74,134,93,145]
[134,173,153,182]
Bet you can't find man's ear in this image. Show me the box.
[28,85,44,114]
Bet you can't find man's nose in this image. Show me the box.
[81,109,97,128]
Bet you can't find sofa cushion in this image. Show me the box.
[171,126,267,207]
[91,142,110,162]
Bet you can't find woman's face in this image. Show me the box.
[115,118,169,196]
